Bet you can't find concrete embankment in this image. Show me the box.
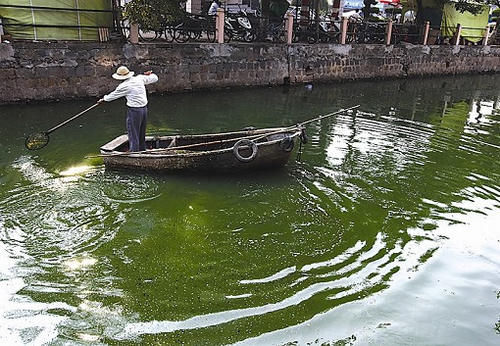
[0,41,499,104]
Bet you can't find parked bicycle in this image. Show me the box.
[293,20,340,44]
[136,14,176,42]
[174,13,216,43]
[123,8,429,46]
[355,21,386,44]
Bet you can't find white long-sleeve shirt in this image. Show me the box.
[208,2,219,15]
[103,73,158,107]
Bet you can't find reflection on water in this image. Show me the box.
[0,75,499,345]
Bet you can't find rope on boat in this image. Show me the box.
[90,105,360,158]
[242,105,360,144]
[88,131,270,158]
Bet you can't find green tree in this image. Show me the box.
[453,0,499,14]
[123,0,185,29]
[362,0,378,20]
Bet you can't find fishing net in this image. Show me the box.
[25,132,49,150]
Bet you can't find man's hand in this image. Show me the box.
[143,70,153,75]
[97,98,104,104]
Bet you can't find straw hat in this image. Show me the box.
[112,66,135,80]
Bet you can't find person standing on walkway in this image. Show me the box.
[98,66,158,152]
[208,0,221,16]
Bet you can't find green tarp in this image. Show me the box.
[0,0,112,40]
[440,2,489,43]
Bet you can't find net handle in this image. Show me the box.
[46,103,100,134]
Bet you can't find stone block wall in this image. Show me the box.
[288,44,500,83]
[0,41,499,104]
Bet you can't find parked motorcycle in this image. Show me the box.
[293,19,340,44]
[225,8,255,42]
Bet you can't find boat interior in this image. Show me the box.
[101,128,297,153]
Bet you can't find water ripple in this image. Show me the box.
[0,78,499,344]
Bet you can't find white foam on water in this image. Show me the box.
[239,266,296,284]
[0,239,76,345]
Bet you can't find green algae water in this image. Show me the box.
[0,75,499,345]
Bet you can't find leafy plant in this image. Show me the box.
[492,8,500,20]
[452,0,498,14]
[362,0,379,19]
[412,0,499,25]
[385,8,402,16]
[123,0,184,29]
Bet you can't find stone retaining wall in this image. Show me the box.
[0,41,499,104]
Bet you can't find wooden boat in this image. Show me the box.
[100,127,305,172]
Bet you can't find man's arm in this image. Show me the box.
[141,71,159,85]
[101,83,129,102]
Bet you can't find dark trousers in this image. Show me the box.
[126,106,147,152]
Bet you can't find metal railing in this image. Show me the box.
[291,18,342,44]
[434,24,492,45]
[0,4,496,47]
[392,23,421,44]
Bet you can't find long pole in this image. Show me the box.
[297,104,360,127]
[250,104,360,142]
[46,103,100,134]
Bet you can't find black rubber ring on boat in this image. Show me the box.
[279,135,294,152]
[233,139,258,162]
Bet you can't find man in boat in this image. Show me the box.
[98,66,158,152]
